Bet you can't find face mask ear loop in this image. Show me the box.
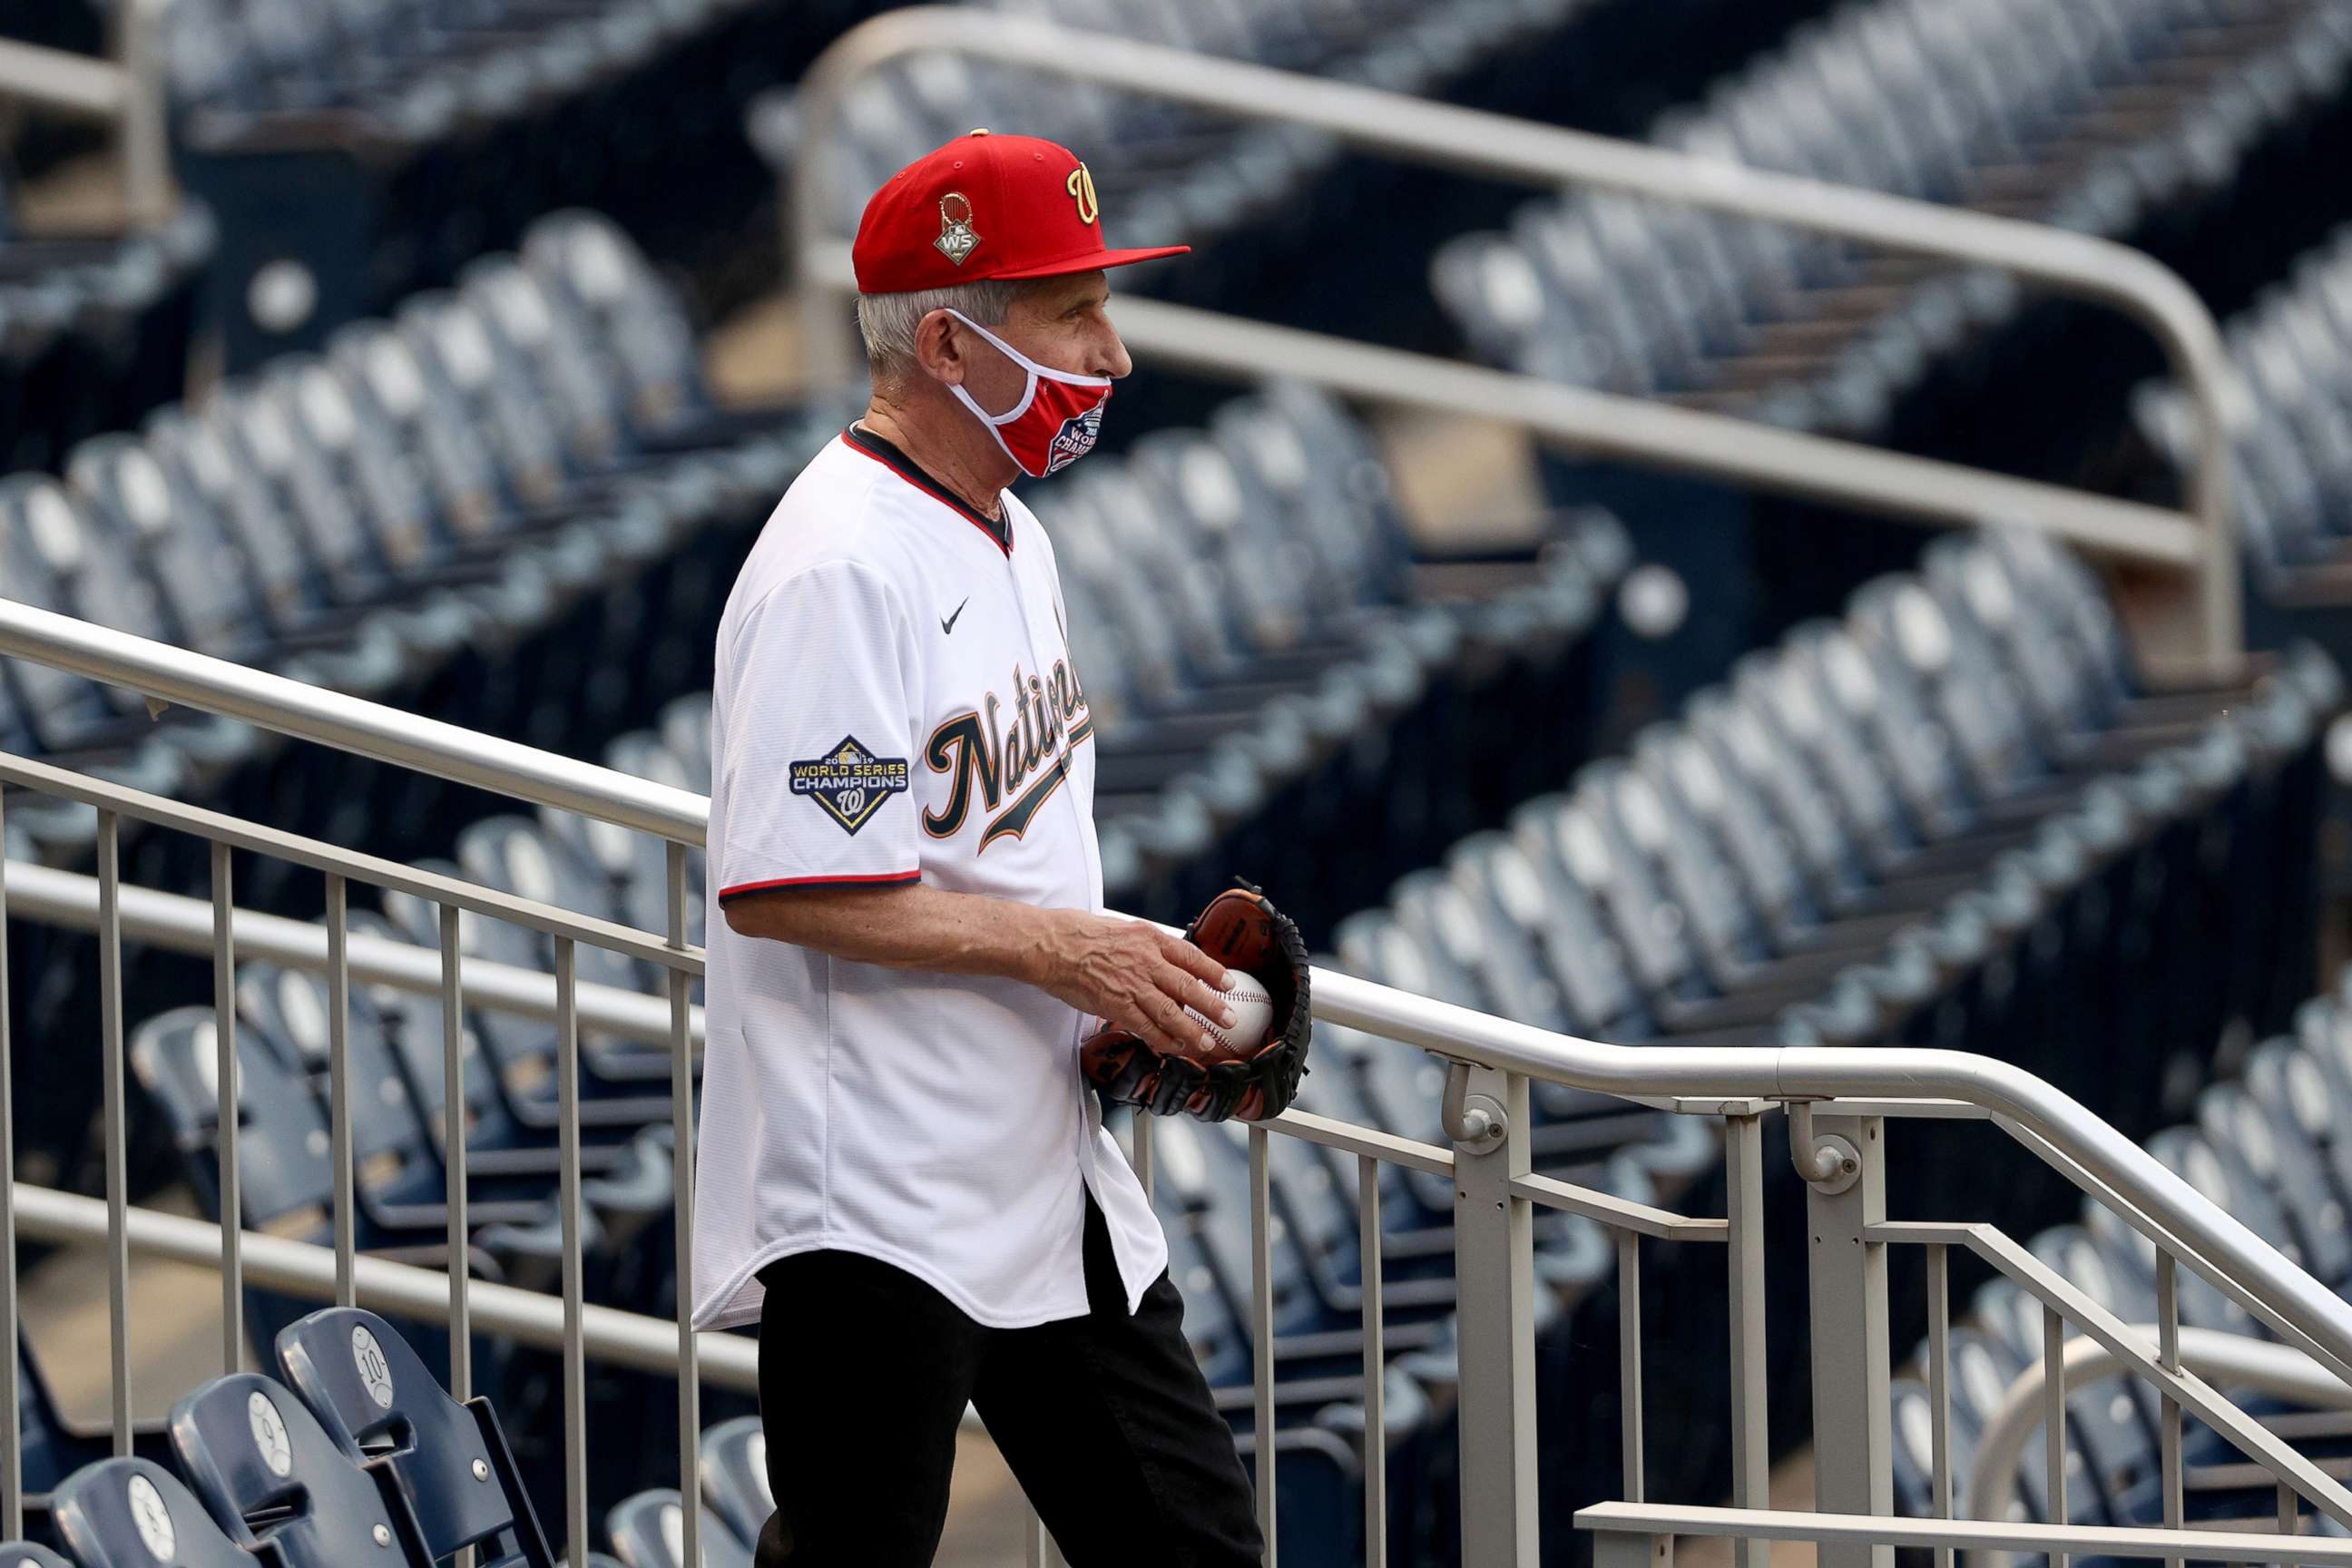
[943,308,1114,392]
[949,382,1027,470]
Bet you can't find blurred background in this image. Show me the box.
[6,0,2352,1563]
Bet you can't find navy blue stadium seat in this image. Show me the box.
[50,1459,252,1568]
[276,1307,554,1568]
[168,1371,432,1567]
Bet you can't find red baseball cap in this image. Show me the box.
[850,130,1189,294]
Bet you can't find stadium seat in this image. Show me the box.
[50,1459,251,1568]
[276,1307,555,1568]
[695,1417,770,1551]
[603,1492,752,1568]
[168,1371,432,1566]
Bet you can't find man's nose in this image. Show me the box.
[1094,322,1134,380]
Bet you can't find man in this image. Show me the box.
[691,132,1267,1568]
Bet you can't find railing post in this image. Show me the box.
[1726,1112,1771,1568]
[1801,1110,1893,1568]
[1449,1063,1537,1567]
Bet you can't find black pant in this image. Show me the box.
[752,1196,1265,1567]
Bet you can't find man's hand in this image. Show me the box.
[1025,909,1237,1059]
[720,882,1233,1055]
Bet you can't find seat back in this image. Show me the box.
[169,1371,424,1567]
[50,1457,252,1568]
[276,1308,551,1566]
[0,1543,72,1567]
[522,213,709,437]
[603,1493,751,1568]
[696,1418,772,1551]
[328,323,503,545]
[131,1005,330,1231]
[67,434,262,662]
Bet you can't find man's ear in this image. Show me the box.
[914,309,966,387]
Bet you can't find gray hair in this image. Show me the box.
[856,279,1028,380]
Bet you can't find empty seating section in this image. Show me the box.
[1436,0,2351,434]
[1889,968,2352,1536]
[1432,0,2352,677]
[0,211,804,868]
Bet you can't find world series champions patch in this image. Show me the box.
[791,736,911,835]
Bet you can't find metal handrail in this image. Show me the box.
[0,0,173,226]
[0,599,706,845]
[2,599,2344,1385]
[783,6,2243,670]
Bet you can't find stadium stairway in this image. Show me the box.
[1434,0,2352,703]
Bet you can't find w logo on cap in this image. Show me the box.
[1065,163,1100,226]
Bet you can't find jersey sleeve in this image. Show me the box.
[712,558,925,899]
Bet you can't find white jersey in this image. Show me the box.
[690,425,1167,1332]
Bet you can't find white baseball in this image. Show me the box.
[1187,971,1274,1058]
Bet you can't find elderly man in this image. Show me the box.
[691,132,1266,1567]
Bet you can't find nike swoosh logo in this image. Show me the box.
[941,597,969,635]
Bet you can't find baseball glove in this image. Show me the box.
[1081,881,1312,1123]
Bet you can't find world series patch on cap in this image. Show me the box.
[851,130,1190,294]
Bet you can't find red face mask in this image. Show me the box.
[945,309,1114,477]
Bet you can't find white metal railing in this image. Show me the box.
[4,600,2349,1566]
[780,7,2246,673]
[0,0,173,227]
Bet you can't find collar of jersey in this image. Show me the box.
[840,424,1013,555]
